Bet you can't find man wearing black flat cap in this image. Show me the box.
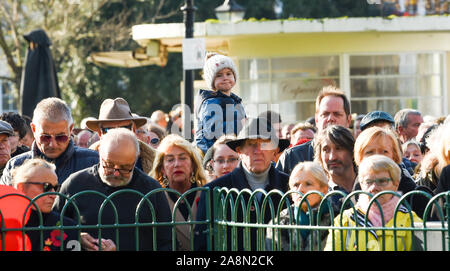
[0,120,14,178]
[359,110,395,131]
[194,117,290,251]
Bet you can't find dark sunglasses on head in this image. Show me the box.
[39,134,69,144]
[101,124,133,134]
[26,182,61,192]
[150,137,160,145]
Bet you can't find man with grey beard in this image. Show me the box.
[53,128,172,251]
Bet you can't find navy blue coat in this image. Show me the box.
[0,140,99,185]
[194,89,246,154]
[194,162,289,251]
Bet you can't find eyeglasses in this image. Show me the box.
[39,134,69,144]
[101,159,134,175]
[213,157,239,165]
[26,182,61,192]
[360,177,392,187]
[100,124,133,134]
[150,138,160,145]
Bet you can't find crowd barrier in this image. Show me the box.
[1,187,449,251]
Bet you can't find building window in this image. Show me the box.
[239,56,339,122]
[238,52,445,123]
[349,53,444,118]
[1,80,18,113]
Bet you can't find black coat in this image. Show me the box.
[25,210,79,251]
[276,140,314,175]
[194,162,289,251]
[53,164,172,251]
[437,164,450,193]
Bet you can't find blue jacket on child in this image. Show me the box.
[194,89,246,154]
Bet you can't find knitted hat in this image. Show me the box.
[203,53,238,90]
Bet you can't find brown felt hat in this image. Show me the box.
[85,98,147,132]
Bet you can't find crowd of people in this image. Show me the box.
[0,52,449,251]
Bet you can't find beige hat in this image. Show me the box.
[85,98,147,132]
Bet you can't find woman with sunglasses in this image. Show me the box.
[12,158,79,251]
[325,155,422,251]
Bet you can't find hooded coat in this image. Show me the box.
[194,89,246,154]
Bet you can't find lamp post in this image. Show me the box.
[181,0,196,140]
[215,0,246,22]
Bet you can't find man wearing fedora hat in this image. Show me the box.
[194,117,290,251]
[1,98,99,185]
[85,97,156,174]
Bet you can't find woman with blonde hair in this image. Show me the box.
[428,122,450,193]
[266,161,336,251]
[150,134,208,250]
[325,155,422,251]
[354,126,416,195]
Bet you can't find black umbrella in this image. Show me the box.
[19,29,61,118]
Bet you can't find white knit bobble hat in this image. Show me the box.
[203,54,238,90]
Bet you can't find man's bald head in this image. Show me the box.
[99,128,140,160]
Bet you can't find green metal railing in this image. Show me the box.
[1,188,449,251]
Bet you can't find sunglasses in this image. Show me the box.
[39,134,69,144]
[101,124,133,134]
[150,137,160,145]
[26,182,61,192]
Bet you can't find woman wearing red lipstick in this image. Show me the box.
[150,134,208,251]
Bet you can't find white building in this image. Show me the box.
[132,16,450,122]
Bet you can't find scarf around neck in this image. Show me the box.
[356,194,400,227]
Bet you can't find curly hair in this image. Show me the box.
[0,112,27,139]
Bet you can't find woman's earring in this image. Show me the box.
[162,175,169,187]
[190,172,196,184]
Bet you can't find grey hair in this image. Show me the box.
[98,128,140,159]
[290,161,328,187]
[394,109,421,130]
[11,158,56,187]
[32,97,73,125]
